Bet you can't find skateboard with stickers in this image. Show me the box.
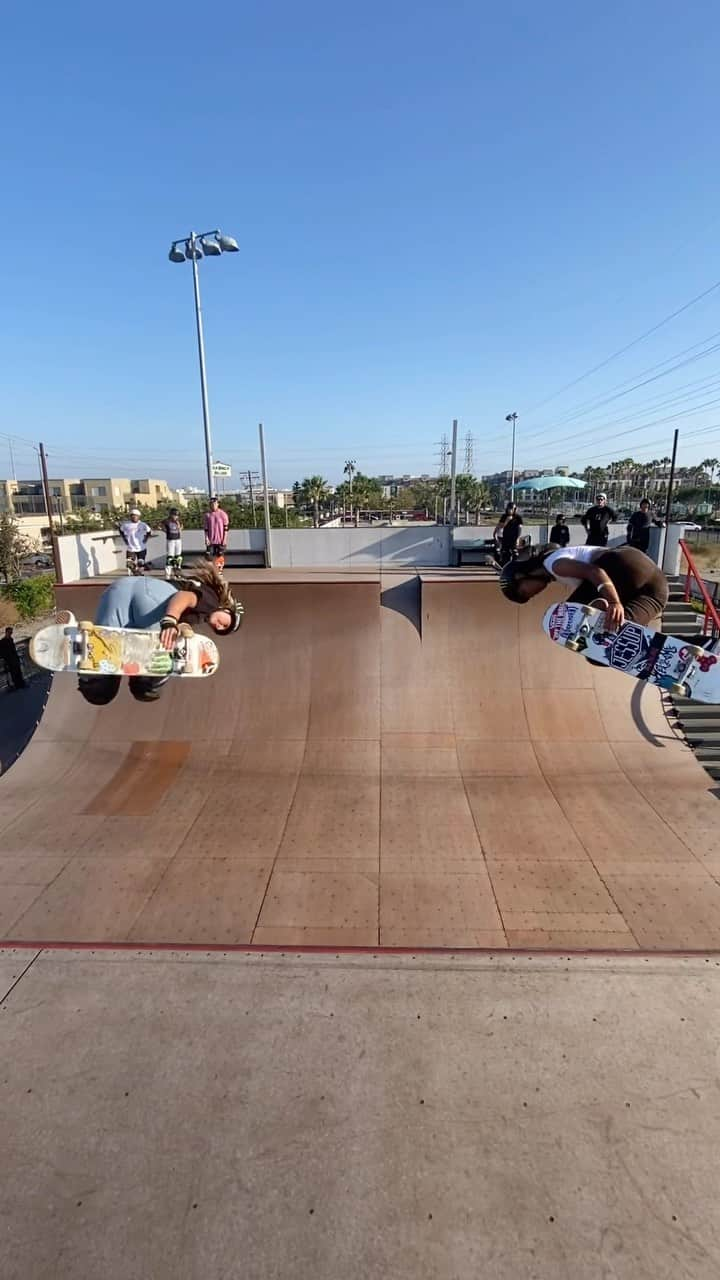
[30,619,219,679]
[543,600,720,702]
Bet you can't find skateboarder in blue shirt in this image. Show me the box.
[71,563,242,706]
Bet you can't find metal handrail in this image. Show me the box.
[679,538,720,637]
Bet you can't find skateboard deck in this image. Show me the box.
[30,621,219,679]
[543,601,720,703]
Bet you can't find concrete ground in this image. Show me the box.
[2,948,719,1280]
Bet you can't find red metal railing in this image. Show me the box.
[679,538,720,637]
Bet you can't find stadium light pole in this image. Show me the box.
[505,412,518,504]
[168,229,239,499]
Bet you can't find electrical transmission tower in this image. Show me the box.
[463,431,475,475]
[437,433,449,475]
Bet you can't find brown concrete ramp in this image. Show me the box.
[1,574,719,950]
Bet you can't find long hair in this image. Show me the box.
[172,561,237,612]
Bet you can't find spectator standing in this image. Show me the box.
[161,507,184,579]
[0,626,27,690]
[627,499,663,554]
[581,492,616,547]
[549,514,570,547]
[494,502,523,565]
[119,509,152,574]
[204,496,230,571]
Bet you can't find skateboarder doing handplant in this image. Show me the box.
[74,563,243,706]
[499,544,669,632]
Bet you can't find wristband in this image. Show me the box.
[160,615,179,631]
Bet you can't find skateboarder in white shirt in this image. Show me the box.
[119,509,152,574]
[499,544,669,631]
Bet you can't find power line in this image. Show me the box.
[523,275,720,417]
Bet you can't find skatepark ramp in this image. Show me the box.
[1,571,720,951]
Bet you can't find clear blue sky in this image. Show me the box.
[3,0,720,490]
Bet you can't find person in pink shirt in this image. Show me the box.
[203,496,229,570]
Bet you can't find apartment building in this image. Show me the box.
[0,476,178,518]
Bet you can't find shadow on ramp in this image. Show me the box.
[380,578,421,636]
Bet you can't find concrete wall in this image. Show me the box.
[56,521,694,581]
[57,526,452,580]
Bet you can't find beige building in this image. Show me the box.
[0,476,180,519]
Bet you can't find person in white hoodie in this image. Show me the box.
[119,508,152,574]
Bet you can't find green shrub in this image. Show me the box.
[0,597,19,628]
[1,574,56,620]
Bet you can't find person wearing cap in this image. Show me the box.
[204,496,229,570]
[581,493,617,547]
[498,542,669,631]
[119,508,152,574]
[73,561,243,706]
[160,507,184,579]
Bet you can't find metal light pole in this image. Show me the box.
[168,228,239,499]
[505,413,518,504]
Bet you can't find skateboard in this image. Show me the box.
[543,600,720,703]
[30,620,219,679]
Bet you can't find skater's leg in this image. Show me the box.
[128,674,170,702]
[78,675,122,705]
[94,577,143,628]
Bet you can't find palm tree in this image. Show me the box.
[301,475,330,528]
[343,460,357,522]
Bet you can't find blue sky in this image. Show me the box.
[3,0,720,490]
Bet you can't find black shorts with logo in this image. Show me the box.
[566,547,668,628]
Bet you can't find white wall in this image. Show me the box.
[57,526,452,579]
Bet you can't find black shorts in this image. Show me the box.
[207,543,225,558]
[567,547,668,628]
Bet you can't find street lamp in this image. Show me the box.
[168,228,239,499]
[505,413,518,504]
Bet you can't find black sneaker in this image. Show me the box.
[128,675,170,702]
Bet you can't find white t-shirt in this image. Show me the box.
[543,545,603,591]
[120,520,151,552]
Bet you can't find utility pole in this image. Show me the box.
[449,419,458,528]
[9,439,17,482]
[258,423,272,568]
[505,413,518,504]
[245,469,260,528]
[39,442,61,582]
[661,429,679,572]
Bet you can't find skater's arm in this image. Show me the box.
[552,558,625,629]
[157,589,201,648]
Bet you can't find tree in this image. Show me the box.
[0,512,35,583]
[299,476,331,527]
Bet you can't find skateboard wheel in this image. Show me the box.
[79,621,94,631]
[565,639,582,651]
[669,682,686,697]
[685,646,704,659]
